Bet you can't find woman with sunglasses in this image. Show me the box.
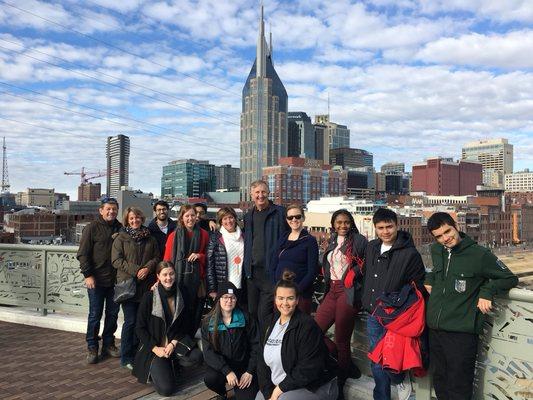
[271,204,318,314]
[202,281,259,400]
[314,209,368,396]
[164,204,209,337]
[256,271,338,400]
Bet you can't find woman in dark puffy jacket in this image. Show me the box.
[314,209,368,391]
[202,281,258,400]
[207,207,245,301]
[271,204,318,314]
[112,206,159,369]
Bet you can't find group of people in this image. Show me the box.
[78,180,518,400]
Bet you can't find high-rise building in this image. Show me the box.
[106,134,130,197]
[329,147,373,169]
[78,183,101,202]
[412,157,482,196]
[240,6,288,200]
[314,124,327,162]
[287,112,315,159]
[462,138,513,187]
[381,162,405,174]
[505,169,533,192]
[215,164,240,191]
[161,159,216,199]
[262,157,346,206]
[314,115,350,164]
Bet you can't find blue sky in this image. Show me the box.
[0,0,532,198]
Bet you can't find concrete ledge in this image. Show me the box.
[0,305,124,337]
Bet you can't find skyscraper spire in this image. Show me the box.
[256,4,268,78]
[269,26,273,60]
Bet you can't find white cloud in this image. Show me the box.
[417,30,533,68]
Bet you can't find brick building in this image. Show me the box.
[262,157,346,206]
[412,157,482,195]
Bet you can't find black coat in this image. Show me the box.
[77,216,122,286]
[243,202,289,280]
[133,287,190,384]
[257,308,336,398]
[206,230,245,294]
[361,230,426,313]
[147,217,177,257]
[322,231,368,306]
[201,309,259,375]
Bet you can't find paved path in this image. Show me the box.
[0,321,215,400]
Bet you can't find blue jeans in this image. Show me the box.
[86,286,119,349]
[367,315,405,400]
[120,300,139,365]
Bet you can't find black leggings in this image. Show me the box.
[150,356,177,397]
[204,366,258,400]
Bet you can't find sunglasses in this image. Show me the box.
[286,214,303,221]
[100,196,118,205]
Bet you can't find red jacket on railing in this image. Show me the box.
[367,284,426,377]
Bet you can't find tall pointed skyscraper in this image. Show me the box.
[240,6,288,200]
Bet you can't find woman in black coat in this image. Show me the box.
[207,207,245,300]
[133,261,190,396]
[202,281,258,400]
[256,271,338,400]
[271,204,318,314]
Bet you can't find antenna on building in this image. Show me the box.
[269,23,273,60]
[1,137,10,193]
[327,92,330,120]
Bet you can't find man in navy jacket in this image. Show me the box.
[243,180,289,320]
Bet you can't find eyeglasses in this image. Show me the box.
[220,295,237,301]
[286,215,303,221]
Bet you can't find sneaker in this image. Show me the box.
[86,348,98,364]
[396,373,412,400]
[121,363,133,371]
[101,344,120,358]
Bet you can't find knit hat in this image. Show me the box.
[216,281,239,302]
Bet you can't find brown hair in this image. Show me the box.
[216,206,238,226]
[177,204,195,227]
[274,270,299,298]
[156,260,174,275]
[286,203,305,219]
[122,206,145,227]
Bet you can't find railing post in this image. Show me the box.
[41,249,48,316]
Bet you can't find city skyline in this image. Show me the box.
[0,0,532,198]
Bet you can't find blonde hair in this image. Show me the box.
[286,203,305,218]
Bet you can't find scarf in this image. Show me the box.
[124,225,151,242]
[171,224,201,292]
[158,283,177,328]
[208,308,246,332]
[220,225,244,289]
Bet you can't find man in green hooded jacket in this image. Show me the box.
[424,212,518,400]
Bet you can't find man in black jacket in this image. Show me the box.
[147,200,177,257]
[361,208,425,400]
[77,197,122,364]
[243,180,289,320]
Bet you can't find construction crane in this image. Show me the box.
[64,167,115,184]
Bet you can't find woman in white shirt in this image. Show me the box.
[207,207,245,301]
